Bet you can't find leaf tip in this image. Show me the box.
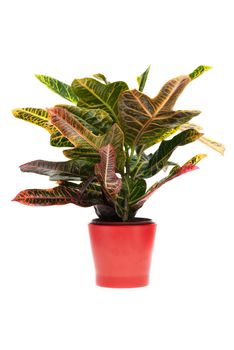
[137,65,151,92]
[144,64,151,72]
[19,163,26,172]
[12,108,19,117]
[46,107,56,119]
[198,132,204,138]
[35,74,43,81]
[189,65,213,80]
[201,153,208,159]
[218,144,225,156]
[196,153,208,162]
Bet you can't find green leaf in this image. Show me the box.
[162,161,179,172]
[71,78,128,122]
[95,144,122,199]
[79,181,104,206]
[127,178,147,202]
[131,154,207,210]
[93,73,109,84]
[12,108,56,134]
[130,152,152,178]
[145,126,180,148]
[137,65,151,92]
[48,106,125,172]
[140,129,203,178]
[118,89,200,148]
[35,74,79,103]
[189,65,212,80]
[20,158,97,181]
[114,177,147,221]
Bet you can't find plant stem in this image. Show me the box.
[130,146,145,179]
[121,145,134,221]
[124,145,130,175]
[122,174,130,221]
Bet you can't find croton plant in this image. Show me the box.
[12,65,224,221]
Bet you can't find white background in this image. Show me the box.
[0,0,234,349]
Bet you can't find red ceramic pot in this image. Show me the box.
[88,218,157,288]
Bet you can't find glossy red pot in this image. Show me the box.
[88,219,156,288]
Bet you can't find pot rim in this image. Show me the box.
[89,218,155,226]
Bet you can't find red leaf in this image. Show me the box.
[132,154,206,210]
[95,144,122,198]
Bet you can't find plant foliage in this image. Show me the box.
[13,66,224,221]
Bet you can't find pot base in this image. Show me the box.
[96,275,149,288]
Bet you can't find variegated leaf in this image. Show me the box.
[182,153,207,166]
[134,65,210,122]
[127,178,147,202]
[189,65,212,80]
[140,129,203,178]
[152,65,211,111]
[136,64,211,147]
[179,122,203,131]
[20,158,97,181]
[162,161,179,172]
[95,144,122,198]
[142,126,181,149]
[12,108,56,134]
[131,154,207,210]
[50,131,74,147]
[118,89,200,148]
[152,75,191,111]
[63,147,100,160]
[93,73,109,84]
[130,152,152,176]
[101,124,125,173]
[199,136,225,155]
[48,107,125,172]
[179,123,225,155]
[12,182,104,207]
[57,104,113,135]
[137,65,151,92]
[114,177,147,220]
[48,106,102,149]
[79,182,104,206]
[71,78,128,122]
[35,75,79,103]
[12,185,80,206]
[180,123,225,155]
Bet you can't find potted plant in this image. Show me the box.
[12,65,224,288]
